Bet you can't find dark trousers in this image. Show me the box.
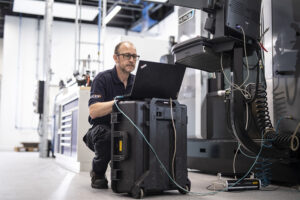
[83,124,111,177]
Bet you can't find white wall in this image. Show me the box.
[0,16,40,150]
[0,39,3,117]
[100,7,179,72]
[146,6,179,41]
[0,10,178,150]
[0,38,3,75]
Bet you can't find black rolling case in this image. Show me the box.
[111,98,190,198]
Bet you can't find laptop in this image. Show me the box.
[124,60,186,100]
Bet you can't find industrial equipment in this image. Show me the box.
[167,0,300,186]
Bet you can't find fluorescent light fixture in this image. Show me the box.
[103,5,122,25]
[13,0,99,21]
[143,0,168,3]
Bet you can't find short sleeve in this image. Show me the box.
[88,75,106,106]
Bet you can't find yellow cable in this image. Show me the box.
[170,98,177,180]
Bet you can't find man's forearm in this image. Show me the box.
[89,100,115,119]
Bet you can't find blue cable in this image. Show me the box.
[275,116,293,135]
[231,137,263,187]
[256,116,292,187]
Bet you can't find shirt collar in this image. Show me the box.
[112,66,135,86]
[112,66,122,84]
[127,73,134,87]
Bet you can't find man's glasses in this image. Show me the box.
[117,53,140,61]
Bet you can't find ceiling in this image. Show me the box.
[0,0,174,38]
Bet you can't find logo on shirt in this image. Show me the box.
[91,94,102,99]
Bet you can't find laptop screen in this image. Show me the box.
[129,60,186,100]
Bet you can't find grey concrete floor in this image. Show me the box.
[0,151,299,200]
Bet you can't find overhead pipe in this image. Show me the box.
[36,18,41,80]
[74,0,79,73]
[97,0,102,72]
[79,0,83,75]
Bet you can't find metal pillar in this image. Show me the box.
[97,0,102,72]
[40,0,53,158]
[101,0,107,71]
[74,0,80,73]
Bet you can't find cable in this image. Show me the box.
[291,122,300,151]
[245,102,249,130]
[275,116,292,135]
[231,134,265,188]
[236,25,250,88]
[273,116,299,151]
[227,140,263,190]
[260,27,270,43]
[220,53,252,99]
[170,98,177,180]
[259,47,267,87]
[233,144,241,179]
[239,145,258,159]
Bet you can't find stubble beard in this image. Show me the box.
[121,63,135,74]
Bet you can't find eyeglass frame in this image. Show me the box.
[117,53,140,61]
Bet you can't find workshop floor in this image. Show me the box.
[0,151,299,200]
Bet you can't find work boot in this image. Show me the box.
[90,171,108,189]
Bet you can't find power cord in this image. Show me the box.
[170,98,177,180]
[236,25,250,88]
[233,144,241,179]
[220,24,259,101]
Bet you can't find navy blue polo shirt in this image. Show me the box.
[88,66,135,126]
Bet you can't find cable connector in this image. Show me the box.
[208,173,227,191]
[114,96,124,101]
[224,89,231,102]
[115,96,124,99]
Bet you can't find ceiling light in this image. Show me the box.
[13,0,99,21]
[143,0,168,3]
[103,5,122,25]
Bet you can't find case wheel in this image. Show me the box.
[178,178,191,194]
[111,181,117,193]
[131,187,144,199]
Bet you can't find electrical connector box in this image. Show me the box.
[226,179,261,191]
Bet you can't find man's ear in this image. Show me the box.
[113,54,118,62]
